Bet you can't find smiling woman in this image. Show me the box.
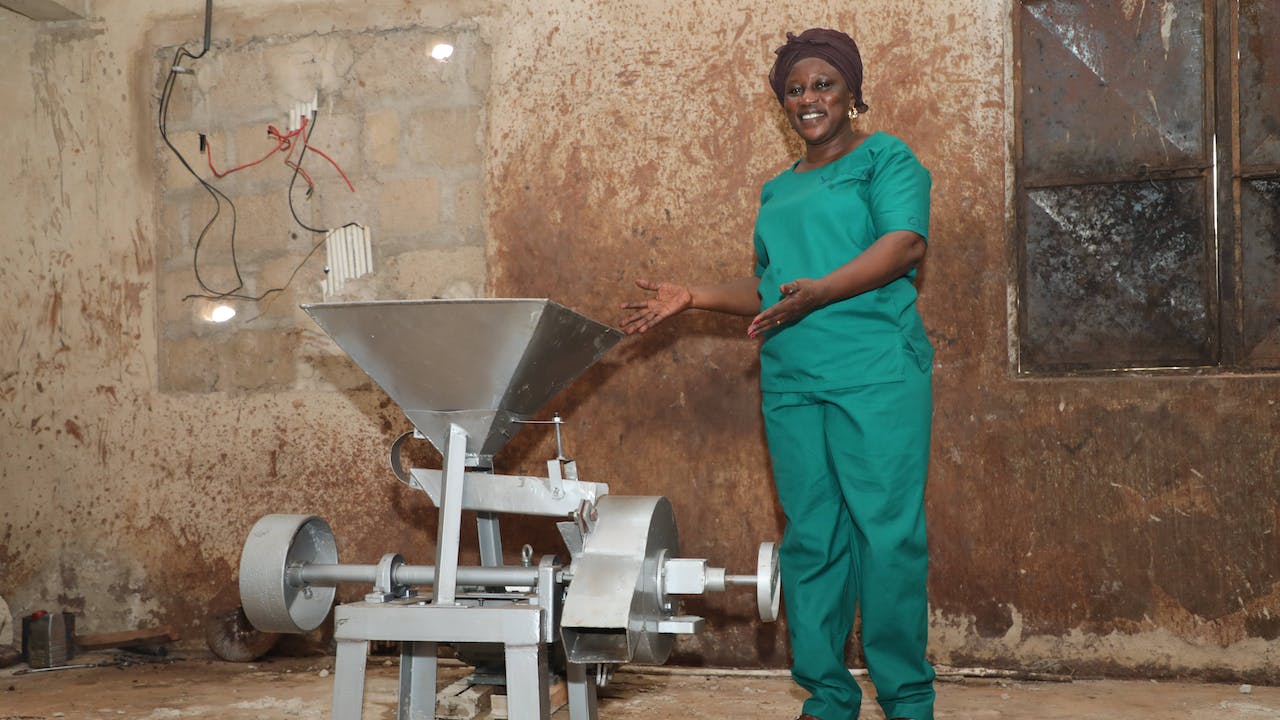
[620,27,935,720]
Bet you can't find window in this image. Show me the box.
[1015,0,1280,372]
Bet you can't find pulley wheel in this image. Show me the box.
[205,605,280,662]
[756,541,782,622]
[239,514,338,634]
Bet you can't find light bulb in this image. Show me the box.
[209,304,236,323]
[430,43,454,61]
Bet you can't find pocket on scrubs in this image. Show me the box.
[901,330,934,375]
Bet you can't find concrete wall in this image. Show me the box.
[1,0,1276,681]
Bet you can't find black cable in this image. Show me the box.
[287,109,358,235]
[201,0,212,56]
[159,44,249,301]
[159,0,360,308]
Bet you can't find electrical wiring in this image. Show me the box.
[160,44,248,301]
[286,110,361,236]
[158,0,361,308]
[242,109,364,322]
[203,119,354,193]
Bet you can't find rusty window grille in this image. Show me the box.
[1015,0,1280,373]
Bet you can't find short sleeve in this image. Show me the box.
[869,145,931,241]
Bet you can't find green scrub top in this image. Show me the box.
[753,131,934,393]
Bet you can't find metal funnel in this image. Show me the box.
[302,299,624,461]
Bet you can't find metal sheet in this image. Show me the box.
[302,299,623,459]
[1240,179,1280,365]
[1020,0,1206,181]
[1240,0,1280,168]
[561,495,679,665]
[1022,179,1214,369]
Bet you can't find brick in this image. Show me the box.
[377,177,440,238]
[302,111,365,192]
[219,190,295,266]
[366,109,401,169]
[229,122,283,179]
[157,130,215,193]
[348,30,458,102]
[188,229,244,300]
[196,53,276,124]
[303,187,373,234]
[175,187,252,297]
[157,62,197,126]
[249,254,326,329]
[260,34,356,114]
[381,246,486,299]
[405,109,483,168]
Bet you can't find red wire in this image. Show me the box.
[292,115,356,192]
[202,114,353,192]
[284,161,316,190]
[206,132,287,177]
[303,146,355,192]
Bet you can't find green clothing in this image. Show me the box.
[753,131,934,391]
[752,132,936,720]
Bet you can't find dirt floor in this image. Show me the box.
[1,652,1278,720]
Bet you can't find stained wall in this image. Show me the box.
[0,0,1276,681]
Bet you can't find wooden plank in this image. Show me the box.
[436,677,494,720]
[74,626,177,651]
[0,0,82,21]
[489,680,567,720]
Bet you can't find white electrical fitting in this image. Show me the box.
[322,224,374,298]
[289,91,318,133]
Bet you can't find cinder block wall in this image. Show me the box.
[156,25,489,393]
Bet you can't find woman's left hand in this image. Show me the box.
[747,278,829,337]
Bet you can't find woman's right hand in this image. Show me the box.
[619,279,693,334]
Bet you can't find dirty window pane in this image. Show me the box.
[1022,180,1213,369]
[1240,180,1280,363]
[1239,0,1280,168]
[1020,0,1206,180]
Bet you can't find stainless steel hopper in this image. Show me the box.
[302,298,624,462]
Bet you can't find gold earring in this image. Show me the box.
[847,107,859,120]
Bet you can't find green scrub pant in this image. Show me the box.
[761,363,934,720]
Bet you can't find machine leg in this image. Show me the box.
[332,638,371,720]
[477,512,504,567]
[397,641,438,720]
[566,662,598,720]
[503,642,550,720]
[434,423,468,605]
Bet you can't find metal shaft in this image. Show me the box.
[290,563,540,589]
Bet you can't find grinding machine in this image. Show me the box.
[236,299,781,720]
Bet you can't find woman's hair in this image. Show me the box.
[769,28,869,113]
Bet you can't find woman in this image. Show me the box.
[620,28,936,720]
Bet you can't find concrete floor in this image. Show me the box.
[1,653,1278,720]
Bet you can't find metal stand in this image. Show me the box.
[331,601,551,720]
[325,423,596,720]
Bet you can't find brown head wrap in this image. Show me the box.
[769,28,869,113]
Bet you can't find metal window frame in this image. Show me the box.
[1011,0,1279,376]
